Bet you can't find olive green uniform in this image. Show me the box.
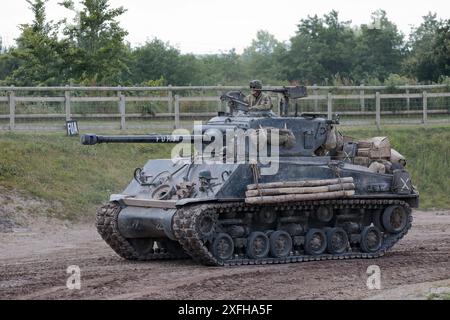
[244,92,273,111]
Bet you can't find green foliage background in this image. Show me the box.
[0,1,449,86]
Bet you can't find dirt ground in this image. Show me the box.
[0,209,449,300]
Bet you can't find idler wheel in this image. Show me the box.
[382,205,408,234]
[247,232,270,259]
[305,229,327,255]
[128,238,154,255]
[326,228,349,254]
[211,233,234,261]
[269,231,293,258]
[360,226,382,253]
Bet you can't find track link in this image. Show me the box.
[172,199,413,266]
[96,202,188,261]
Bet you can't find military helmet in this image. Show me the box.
[249,80,263,90]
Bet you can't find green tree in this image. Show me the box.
[4,0,65,86]
[352,10,405,82]
[404,13,449,82]
[131,39,182,85]
[432,21,450,81]
[0,49,19,83]
[60,0,129,85]
[241,30,286,83]
[129,38,207,85]
[1,36,11,82]
[283,11,356,84]
[196,49,246,85]
[176,53,203,85]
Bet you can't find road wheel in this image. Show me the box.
[247,232,270,259]
[360,226,382,253]
[211,233,234,261]
[326,228,349,254]
[269,231,293,258]
[305,229,327,255]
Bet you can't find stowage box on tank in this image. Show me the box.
[81,86,419,266]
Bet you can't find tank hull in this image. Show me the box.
[100,158,418,266]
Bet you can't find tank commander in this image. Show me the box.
[244,80,273,112]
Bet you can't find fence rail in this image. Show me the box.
[0,85,449,132]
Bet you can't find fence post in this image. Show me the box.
[276,93,282,115]
[167,85,173,114]
[360,84,365,112]
[174,95,180,129]
[65,86,71,121]
[217,84,223,112]
[8,87,15,131]
[327,92,333,120]
[376,92,381,130]
[116,87,125,130]
[313,84,319,112]
[119,93,126,130]
[422,91,428,124]
[406,89,410,112]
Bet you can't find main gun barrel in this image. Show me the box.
[81,134,201,146]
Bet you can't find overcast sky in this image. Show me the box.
[0,0,449,54]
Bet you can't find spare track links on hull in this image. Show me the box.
[96,202,188,261]
[172,199,413,266]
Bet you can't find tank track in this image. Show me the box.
[96,202,188,261]
[172,199,413,266]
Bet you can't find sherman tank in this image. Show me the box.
[81,86,419,266]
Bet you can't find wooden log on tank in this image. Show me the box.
[247,177,354,190]
[245,190,356,205]
[246,183,355,198]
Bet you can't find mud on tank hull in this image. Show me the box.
[96,158,419,266]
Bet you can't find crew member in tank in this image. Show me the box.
[244,80,273,112]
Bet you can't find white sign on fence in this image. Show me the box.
[66,120,79,136]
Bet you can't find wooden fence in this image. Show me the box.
[0,84,449,131]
